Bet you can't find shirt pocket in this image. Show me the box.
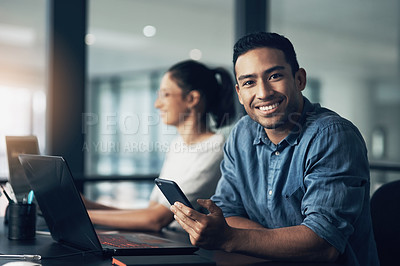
[282,186,305,225]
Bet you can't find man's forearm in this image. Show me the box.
[223,224,339,262]
[226,216,265,229]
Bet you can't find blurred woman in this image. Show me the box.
[86,60,236,231]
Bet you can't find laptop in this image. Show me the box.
[5,136,40,202]
[18,154,198,256]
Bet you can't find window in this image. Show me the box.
[0,1,47,178]
[85,0,235,207]
[269,0,400,193]
[0,0,47,214]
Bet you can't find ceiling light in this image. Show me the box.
[85,33,96,45]
[189,49,202,60]
[143,25,156,37]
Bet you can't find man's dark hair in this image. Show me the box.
[233,32,299,77]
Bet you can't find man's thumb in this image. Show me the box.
[197,199,222,215]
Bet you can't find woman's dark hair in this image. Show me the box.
[233,32,299,77]
[168,60,236,129]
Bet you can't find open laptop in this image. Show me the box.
[5,136,40,202]
[18,154,198,256]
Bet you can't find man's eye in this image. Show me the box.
[270,73,282,80]
[242,80,254,86]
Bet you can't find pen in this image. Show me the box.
[0,184,15,203]
[27,190,34,204]
[0,254,41,261]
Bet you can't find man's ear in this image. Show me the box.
[295,68,307,92]
[235,84,244,105]
[186,90,201,109]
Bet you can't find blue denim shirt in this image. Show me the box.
[212,97,379,266]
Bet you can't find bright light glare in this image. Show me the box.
[0,86,31,135]
[143,25,156,37]
[33,91,46,113]
[189,49,202,60]
[0,23,35,46]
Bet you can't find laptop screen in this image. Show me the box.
[6,136,39,201]
[18,154,102,252]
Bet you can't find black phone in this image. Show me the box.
[154,178,193,208]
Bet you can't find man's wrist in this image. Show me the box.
[221,226,241,253]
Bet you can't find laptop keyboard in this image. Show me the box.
[98,234,159,249]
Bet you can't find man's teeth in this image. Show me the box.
[259,102,279,111]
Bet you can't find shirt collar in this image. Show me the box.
[253,124,267,145]
[253,97,316,147]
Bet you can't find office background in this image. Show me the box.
[0,0,399,211]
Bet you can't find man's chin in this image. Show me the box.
[264,124,284,130]
[258,117,287,130]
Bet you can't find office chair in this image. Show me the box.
[370,179,400,266]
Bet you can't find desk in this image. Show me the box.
[0,218,339,266]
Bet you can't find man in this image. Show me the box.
[171,32,379,265]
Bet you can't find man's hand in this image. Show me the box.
[170,199,235,250]
[172,199,339,261]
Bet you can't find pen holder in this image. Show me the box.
[8,202,36,240]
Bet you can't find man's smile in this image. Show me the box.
[255,98,284,114]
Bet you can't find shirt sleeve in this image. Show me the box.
[211,131,249,218]
[301,121,369,254]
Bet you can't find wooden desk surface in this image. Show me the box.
[0,217,339,266]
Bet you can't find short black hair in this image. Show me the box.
[233,32,299,77]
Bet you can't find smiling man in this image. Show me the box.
[171,32,379,265]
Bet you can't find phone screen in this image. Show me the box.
[154,178,193,208]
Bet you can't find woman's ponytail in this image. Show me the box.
[209,67,236,128]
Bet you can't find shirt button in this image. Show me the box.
[268,190,273,196]
[275,151,280,156]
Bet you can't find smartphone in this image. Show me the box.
[154,178,193,208]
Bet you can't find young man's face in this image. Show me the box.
[235,47,306,132]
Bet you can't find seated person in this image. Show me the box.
[171,32,379,265]
[85,60,236,231]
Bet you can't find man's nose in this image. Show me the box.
[256,80,274,99]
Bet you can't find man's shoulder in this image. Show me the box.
[304,105,362,140]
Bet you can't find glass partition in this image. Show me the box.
[0,0,47,214]
[0,0,47,177]
[85,0,235,207]
[269,0,400,193]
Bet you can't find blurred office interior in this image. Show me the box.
[0,0,399,210]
